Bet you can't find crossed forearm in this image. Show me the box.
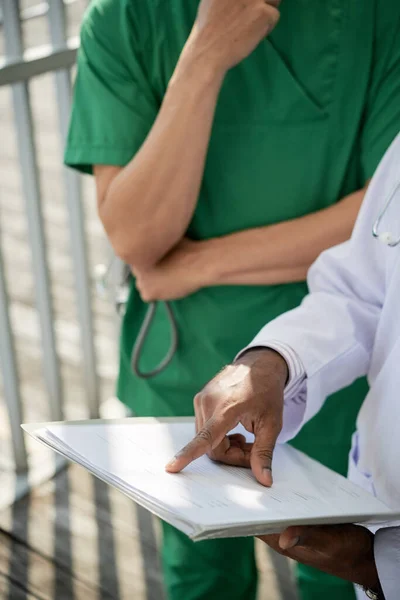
[201,186,367,287]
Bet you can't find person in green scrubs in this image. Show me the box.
[65,1,400,599]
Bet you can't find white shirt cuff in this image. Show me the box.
[374,526,400,599]
[236,341,308,443]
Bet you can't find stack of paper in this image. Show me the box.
[23,418,399,541]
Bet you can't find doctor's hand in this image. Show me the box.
[166,349,288,486]
[186,0,281,76]
[259,524,382,593]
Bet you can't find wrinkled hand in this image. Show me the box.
[166,349,288,486]
[132,238,208,302]
[190,0,281,75]
[260,524,381,592]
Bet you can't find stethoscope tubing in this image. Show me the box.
[372,180,400,247]
[130,300,178,379]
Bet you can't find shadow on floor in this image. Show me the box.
[1,466,165,600]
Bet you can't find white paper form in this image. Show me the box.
[31,420,398,540]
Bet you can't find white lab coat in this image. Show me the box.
[245,133,400,598]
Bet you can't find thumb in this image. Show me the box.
[250,416,280,487]
[279,525,335,553]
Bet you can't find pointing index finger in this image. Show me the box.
[165,415,236,473]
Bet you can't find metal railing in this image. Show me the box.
[0,0,97,475]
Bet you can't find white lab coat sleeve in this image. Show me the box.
[262,342,308,442]
[374,526,400,599]
[243,134,399,439]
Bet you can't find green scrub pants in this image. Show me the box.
[162,524,257,600]
[161,379,367,600]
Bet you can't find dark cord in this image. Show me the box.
[130,301,178,379]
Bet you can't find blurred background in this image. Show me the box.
[0,1,297,598]
[0,0,120,494]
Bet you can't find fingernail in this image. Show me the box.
[263,467,273,484]
[166,458,178,469]
[280,536,300,550]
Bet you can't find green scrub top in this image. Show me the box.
[65,0,400,419]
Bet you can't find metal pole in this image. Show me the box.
[3,0,64,422]
[0,249,28,473]
[48,0,100,418]
[0,42,79,87]
[0,0,82,25]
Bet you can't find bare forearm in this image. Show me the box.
[215,265,309,285]
[98,49,223,268]
[95,0,281,269]
[202,187,367,286]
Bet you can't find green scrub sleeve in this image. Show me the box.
[64,1,159,174]
[360,9,400,181]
